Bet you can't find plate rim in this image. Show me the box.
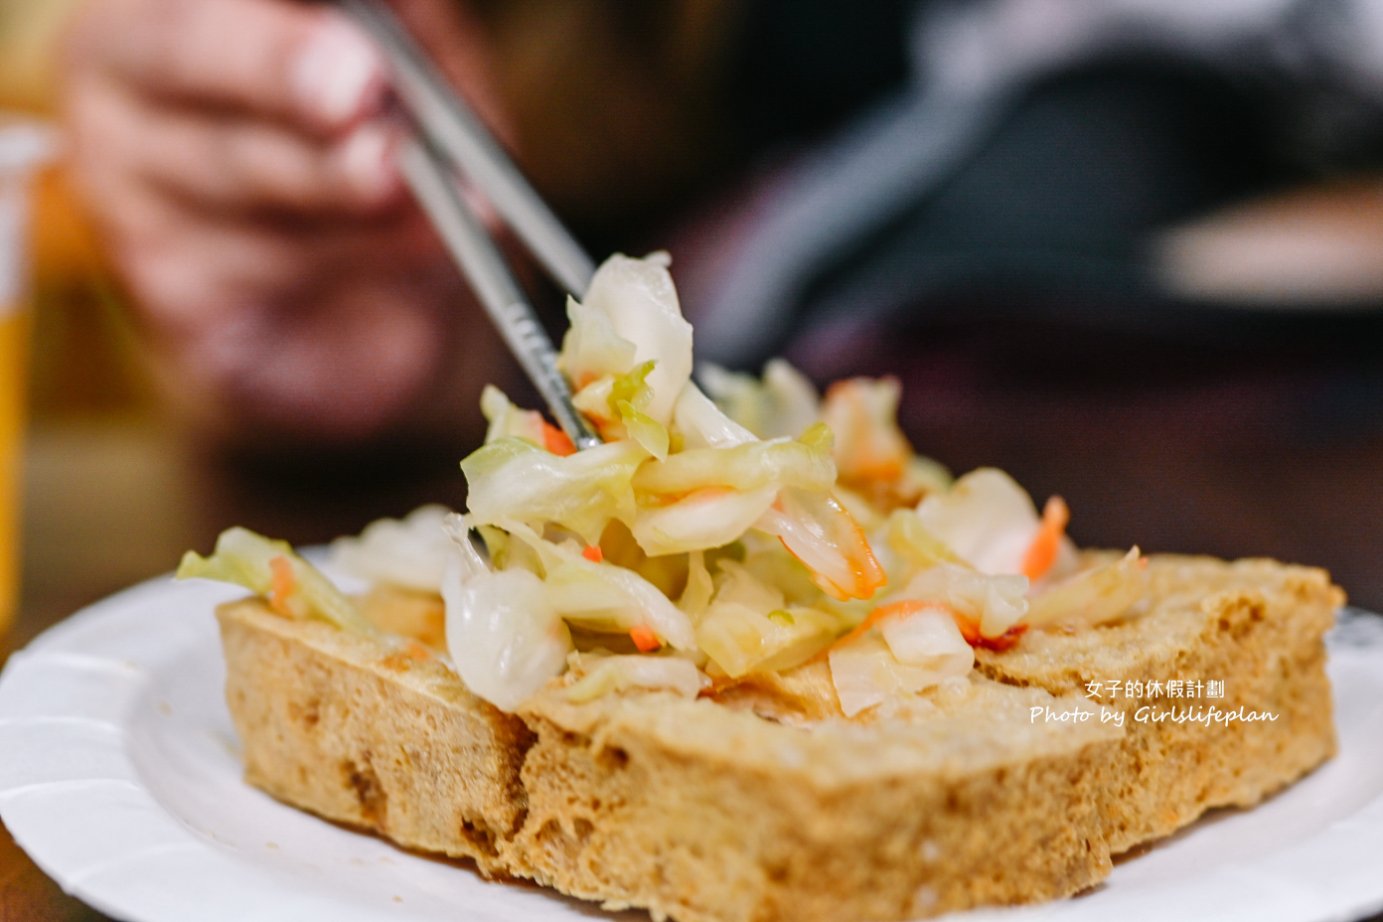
[3,572,1383,922]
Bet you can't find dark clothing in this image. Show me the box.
[696,0,1383,368]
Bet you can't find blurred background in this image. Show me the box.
[0,0,1380,649]
[2,1,1383,918]
[1,0,182,640]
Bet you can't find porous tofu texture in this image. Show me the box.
[216,554,1339,921]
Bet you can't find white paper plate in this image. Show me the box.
[3,570,1382,922]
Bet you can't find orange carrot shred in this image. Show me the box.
[953,614,981,646]
[827,378,906,484]
[1021,495,1070,581]
[582,545,604,563]
[268,555,296,617]
[830,600,952,652]
[971,623,1028,652]
[404,641,433,662]
[827,602,1027,658]
[948,611,1029,652]
[542,421,577,456]
[773,496,886,602]
[629,624,661,653]
[849,384,904,481]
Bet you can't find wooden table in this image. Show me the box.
[2,383,1381,919]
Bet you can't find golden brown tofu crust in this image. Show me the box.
[215,553,1340,921]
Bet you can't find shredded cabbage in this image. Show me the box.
[462,438,646,546]
[632,485,780,557]
[480,385,552,448]
[697,601,840,678]
[178,527,370,633]
[828,632,969,718]
[883,508,964,572]
[673,383,758,449]
[572,362,671,459]
[564,654,706,703]
[701,359,821,440]
[693,559,843,677]
[756,488,885,601]
[821,378,916,502]
[707,370,948,510]
[879,606,974,673]
[447,256,896,708]
[441,542,573,712]
[631,426,835,497]
[328,505,454,593]
[180,253,1151,718]
[559,252,691,426]
[1026,548,1147,628]
[499,519,697,650]
[915,468,1075,577]
[443,255,1147,711]
[892,564,1030,638]
[678,550,715,618]
[556,297,637,387]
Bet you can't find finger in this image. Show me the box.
[190,268,462,442]
[78,0,386,135]
[111,195,446,333]
[110,206,462,441]
[70,72,406,217]
[140,107,405,218]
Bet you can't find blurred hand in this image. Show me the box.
[62,0,511,447]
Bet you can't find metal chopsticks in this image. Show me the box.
[340,0,601,450]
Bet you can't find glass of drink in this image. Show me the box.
[0,119,52,639]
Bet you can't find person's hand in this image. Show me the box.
[62,0,511,447]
